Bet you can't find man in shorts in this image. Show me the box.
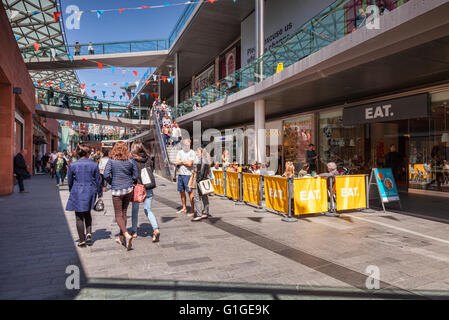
[175,139,195,216]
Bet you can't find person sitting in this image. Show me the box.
[282,161,296,178]
[249,161,261,174]
[298,164,310,177]
[227,161,239,173]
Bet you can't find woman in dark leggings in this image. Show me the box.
[104,141,139,251]
[66,144,103,247]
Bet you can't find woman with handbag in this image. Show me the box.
[130,142,160,243]
[104,142,139,250]
[192,147,212,222]
[66,145,103,247]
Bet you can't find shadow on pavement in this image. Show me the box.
[0,175,87,299]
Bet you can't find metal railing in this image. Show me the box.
[175,0,409,118]
[35,87,147,120]
[168,1,200,47]
[21,39,169,59]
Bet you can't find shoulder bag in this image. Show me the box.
[141,163,157,190]
[198,179,214,195]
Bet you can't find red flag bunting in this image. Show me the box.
[53,12,61,22]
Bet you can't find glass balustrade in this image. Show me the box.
[21,40,169,59]
[35,87,147,120]
[175,0,409,118]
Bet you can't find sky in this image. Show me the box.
[61,0,187,102]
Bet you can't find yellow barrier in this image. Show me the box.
[335,175,366,211]
[264,176,289,214]
[212,170,224,196]
[242,173,261,206]
[293,177,328,215]
[226,171,240,200]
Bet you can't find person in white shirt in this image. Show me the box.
[98,150,110,192]
[171,123,182,146]
[162,113,172,127]
[175,139,196,216]
[49,151,58,178]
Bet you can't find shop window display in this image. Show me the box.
[319,110,365,174]
[283,115,313,172]
[409,91,449,193]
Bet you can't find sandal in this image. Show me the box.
[86,234,92,243]
[152,230,160,243]
[78,241,86,247]
[125,234,133,251]
[176,209,187,214]
[115,235,124,246]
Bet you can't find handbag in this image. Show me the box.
[141,166,156,190]
[188,172,197,189]
[132,184,147,203]
[94,198,104,212]
[198,179,214,195]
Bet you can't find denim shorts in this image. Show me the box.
[177,175,192,193]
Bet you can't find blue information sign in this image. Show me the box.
[373,168,400,203]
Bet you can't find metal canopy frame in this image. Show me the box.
[2,0,81,94]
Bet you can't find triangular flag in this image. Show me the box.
[125,83,128,89]
[68,54,73,62]
[38,81,42,86]
[119,8,127,13]
[113,83,117,86]
[53,12,61,22]
[110,66,115,73]
[97,10,104,19]
[162,76,166,82]
[133,71,138,78]
[33,42,40,52]
[60,83,64,90]
[92,90,96,94]
[97,62,103,70]
[145,93,150,100]
[145,80,150,85]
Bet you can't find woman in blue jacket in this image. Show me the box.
[66,144,103,247]
[104,141,139,251]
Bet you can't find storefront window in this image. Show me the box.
[409,91,449,193]
[319,110,365,174]
[283,115,313,172]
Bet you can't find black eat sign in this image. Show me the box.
[343,93,430,126]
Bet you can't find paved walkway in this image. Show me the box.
[1,174,449,299]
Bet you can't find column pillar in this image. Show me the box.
[255,0,265,77]
[0,85,14,195]
[254,0,266,164]
[24,111,33,173]
[254,99,266,164]
[174,52,179,107]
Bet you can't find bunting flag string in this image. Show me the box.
[9,0,222,23]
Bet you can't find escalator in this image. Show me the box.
[148,111,177,182]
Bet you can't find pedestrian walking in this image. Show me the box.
[88,42,94,55]
[130,142,160,242]
[74,42,81,56]
[49,150,57,178]
[14,149,30,193]
[55,152,68,186]
[98,150,110,192]
[192,147,211,222]
[66,145,103,247]
[103,142,139,250]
